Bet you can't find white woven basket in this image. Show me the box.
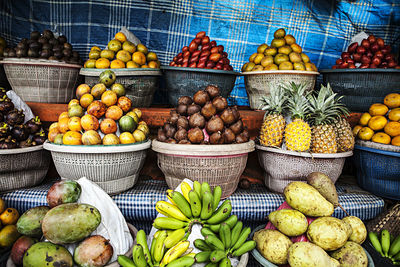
[1,58,81,103]
[152,140,255,199]
[43,140,151,195]
[0,145,51,193]
[242,70,319,109]
[256,144,353,193]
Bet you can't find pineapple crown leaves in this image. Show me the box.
[282,82,311,120]
[259,84,288,116]
[306,83,349,126]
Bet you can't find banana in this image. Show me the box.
[154,230,162,239]
[150,234,158,263]
[231,221,243,245]
[166,189,177,206]
[212,186,222,212]
[381,229,391,256]
[181,182,192,203]
[153,217,188,230]
[161,240,190,266]
[232,240,256,257]
[154,230,168,264]
[369,231,384,256]
[201,227,217,237]
[200,191,214,220]
[204,234,225,251]
[218,257,231,267]
[205,263,218,267]
[390,235,400,257]
[194,239,212,251]
[230,227,251,252]
[164,228,186,249]
[194,251,212,263]
[224,215,238,228]
[193,181,202,200]
[207,223,221,233]
[210,250,227,263]
[206,201,232,225]
[156,201,190,222]
[117,255,137,267]
[219,222,231,249]
[201,182,212,196]
[169,190,192,219]
[189,190,202,218]
[133,244,148,267]
[186,253,196,258]
[136,229,153,266]
[182,247,193,256]
[393,250,400,261]
[166,255,195,267]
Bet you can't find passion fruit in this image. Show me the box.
[119,115,137,132]
[103,134,120,145]
[105,105,123,121]
[110,83,126,97]
[99,70,117,87]
[101,90,118,107]
[81,114,100,131]
[133,129,146,142]
[80,94,94,109]
[82,130,102,145]
[87,101,106,119]
[68,104,84,118]
[91,83,107,99]
[100,118,118,134]
[119,132,135,144]
[117,96,132,113]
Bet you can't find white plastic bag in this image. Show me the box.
[6,91,35,123]
[120,26,142,45]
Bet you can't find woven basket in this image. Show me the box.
[43,140,151,195]
[256,144,353,193]
[367,204,400,237]
[80,68,161,107]
[152,140,255,199]
[1,58,81,103]
[0,145,51,193]
[242,70,319,109]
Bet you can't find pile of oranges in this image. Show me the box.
[353,93,400,146]
[0,196,21,248]
[48,70,149,145]
[84,32,160,69]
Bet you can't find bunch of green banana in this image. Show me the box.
[369,230,400,264]
[194,220,256,266]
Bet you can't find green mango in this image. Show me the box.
[288,241,340,267]
[42,203,101,244]
[74,235,113,267]
[46,180,82,208]
[23,242,73,267]
[17,206,50,237]
[307,217,350,251]
[331,241,368,267]
[284,181,334,217]
[268,209,308,236]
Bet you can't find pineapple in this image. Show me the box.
[284,82,312,152]
[259,85,287,147]
[335,117,355,152]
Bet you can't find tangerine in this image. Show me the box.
[126,61,140,68]
[80,114,99,131]
[114,32,127,43]
[384,121,400,137]
[80,93,94,108]
[132,51,146,65]
[58,111,69,121]
[368,115,387,131]
[100,49,115,60]
[369,103,389,116]
[371,132,391,145]
[110,59,125,68]
[358,127,374,141]
[105,105,123,121]
[103,134,120,145]
[100,118,118,134]
[116,50,131,63]
[119,132,135,144]
[384,93,400,109]
[352,125,363,136]
[95,58,110,69]
[389,108,400,122]
[84,59,96,68]
[122,41,136,54]
[101,90,118,107]
[392,135,400,146]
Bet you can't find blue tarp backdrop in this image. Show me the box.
[0,0,399,105]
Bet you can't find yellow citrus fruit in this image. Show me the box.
[368,115,387,131]
[119,132,136,144]
[384,93,400,109]
[101,90,118,107]
[369,103,389,116]
[253,54,264,65]
[305,62,317,71]
[58,111,69,121]
[76,84,91,99]
[116,50,131,63]
[110,59,125,68]
[352,125,363,136]
[146,52,158,62]
[388,108,400,122]
[95,58,110,69]
[80,93,94,108]
[108,39,122,52]
[371,132,391,145]
[126,61,140,68]
[84,59,96,68]
[132,51,146,65]
[249,53,257,62]
[284,34,296,45]
[384,121,400,137]
[392,135,400,146]
[91,46,101,52]
[136,44,148,55]
[148,61,159,68]
[88,50,100,60]
[359,112,372,126]
[63,131,83,145]
[358,127,374,141]
[114,32,127,43]
[264,64,279,70]
[122,41,136,53]
[67,117,82,132]
[100,49,115,60]
[91,83,107,99]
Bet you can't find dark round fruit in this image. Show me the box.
[212,96,228,112]
[15,48,27,58]
[239,178,251,189]
[157,128,167,142]
[170,110,179,125]
[164,123,176,138]
[17,42,27,50]
[48,38,59,47]
[204,85,220,99]
[229,120,244,135]
[222,128,236,143]
[206,116,224,134]
[30,31,41,40]
[177,104,188,116]
[54,51,63,59]
[38,36,48,45]
[72,51,80,59]
[209,131,223,144]
[7,48,16,57]
[42,29,54,39]
[187,104,201,116]
[201,102,217,119]
[188,127,204,144]
[63,49,72,58]
[193,90,210,106]
[174,127,188,141]
[177,116,189,130]
[63,42,72,50]
[40,49,52,58]
[29,41,41,51]
[178,96,193,106]
[189,112,206,128]
[58,35,67,44]
[52,44,63,52]
[42,43,52,50]
[220,107,236,125]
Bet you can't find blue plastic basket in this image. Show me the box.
[353,144,400,200]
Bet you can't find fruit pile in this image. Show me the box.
[169,31,234,70]
[157,85,250,144]
[3,29,82,64]
[84,31,160,69]
[254,172,369,266]
[259,82,354,153]
[48,70,149,145]
[332,34,399,69]
[369,229,400,264]
[0,196,20,249]
[242,28,317,72]
[118,181,255,267]
[353,93,400,146]
[0,88,46,149]
[0,36,7,57]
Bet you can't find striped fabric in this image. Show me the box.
[0,0,399,105]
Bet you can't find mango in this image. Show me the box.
[307,217,350,251]
[0,208,20,225]
[17,206,50,237]
[42,203,101,244]
[288,241,340,267]
[74,235,114,267]
[253,229,292,265]
[307,172,339,207]
[268,209,308,236]
[11,236,38,265]
[330,241,368,267]
[342,216,367,244]
[0,224,21,248]
[47,180,82,208]
[284,181,334,217]
[23,242,73,267]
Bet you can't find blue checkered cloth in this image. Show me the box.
[1,0,399,105]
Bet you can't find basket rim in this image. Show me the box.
[161,65,240,75]
[241,70,319,76]
[355,144,400,157]
[0,145,45,155]
[79,68,162,76]
[152,139,255,155]
[320,68,400,74]
[43,139,151,153]
[255,144,353,158]
[0,58,82,69]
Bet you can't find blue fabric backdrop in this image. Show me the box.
[0,0,399,105]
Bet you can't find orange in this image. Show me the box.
[95,58,110,69]
[384,93,400,109]
[0,208,19,225]
[68,117,82,132]
[114,32,127,43]
[63,131,82,145]
[392,135,400,146]
[91,46,101,52]
[108,39,122,52]
[49,122,59,131]
[352,125,363,136]
[146,52,158,62]
[101,90,118,107]
[126,61,140,68]
[253,54,264,65]
[100,49,115,60]
[141,64,149,68]
[81,114,99,131]
[110,59,125,68]
[136,44,148,55]
[389,108,400,122]
[68,99,80,109]
[371,132,391,145]
[249,53,257,62]
[148,61,159,68]
[119,132,136,144]
[384,121,400,137]
[88,50,100,59]
[132,52,146,65]
[359,112,371,126]
[91,83,107,99]
[105,105,123,121]
[76,84,91,99]
[122,41,136,53]
[80,93,94,108]
[58,117,70,133]
[48,128,61,143]
[58,111,69,121]
[369,103,389,116]
[116,50,131,63]
[368,115,387,131]
[358,127,374,141]
[84,59,96,68]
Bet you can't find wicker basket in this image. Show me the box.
[1,58,81,103]
[152,140,255,199]
[367,204,400,237]
[43,140,151,195]
[80,68,161,107]
[0,145,51,193]
[256,144,353,193]
[242,70,319,109]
